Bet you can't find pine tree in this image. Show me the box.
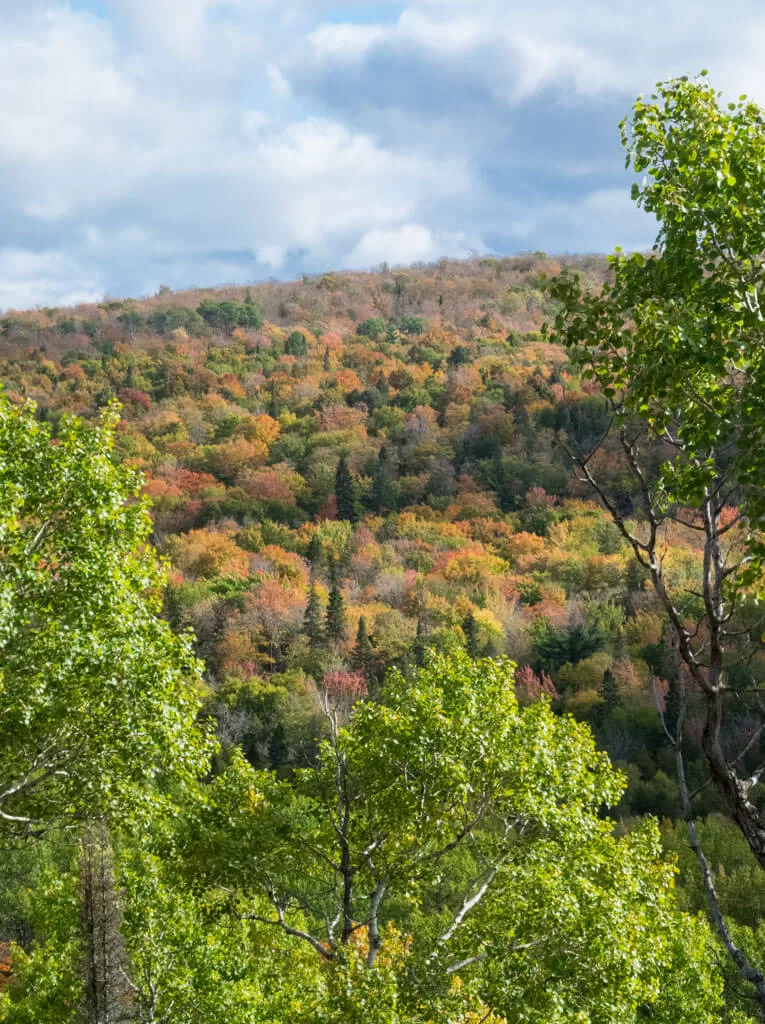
[326,570,347,643]
[239,288,264,329]
[413,614,428,667]
[600,668,621,717]
[307,533,322,569]
[371,445,395,514]
[351,615,375,676]
[286,331,307,356]
[463,612,480,660]
[335,454,359,523]
[268,722,289,770]
[303,579,324,649]
[268,379,279,419]
[323,346,331,371]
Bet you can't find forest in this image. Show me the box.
[2,74,765,1020]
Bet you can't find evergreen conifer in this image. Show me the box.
[326,569,347,642]
[335,454,359,523]
[413,615,428,667]
[307,533,322,569]
[268,722,289,770]
[351,615,375,676]
[600,668,621,717]
[303,580,324,649]
[463,612,480,660]
[371,445,395,514]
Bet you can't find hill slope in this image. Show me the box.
[0,255,728,819]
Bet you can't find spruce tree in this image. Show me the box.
[371,445,395,514]
[307,533,322,569]
[286,330,307,356]
[239,288,264,329]
[600,668,621,717]
[268,379,279,419]
[413,614,428,667]
[351,615,374,676]
[326,570,347,643]
[463,612,480,660]
[303,580,324,649]
[323,346,331,371]
[335,454,359,523]
[268,722,289,770]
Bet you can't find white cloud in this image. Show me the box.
[0,248,103,310]
[0,1,477,306]
[309,21,385,60]
[298,0,765,107]
[346,223,474,268]
[111,0,249,64]
[267,65,292,99]
[3,0,765,306]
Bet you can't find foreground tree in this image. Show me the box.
[547,74,765,1007]
[0,396,210,833]
[548,73,765,870]
[0,834,327,1024]
[197,653,724,1021]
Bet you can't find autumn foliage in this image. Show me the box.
[0,254,728,818]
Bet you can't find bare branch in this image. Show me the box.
[674,677,765,1006]
[242,894,334,961]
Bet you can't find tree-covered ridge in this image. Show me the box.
[1,219,765,1015]
[0,253,758,826]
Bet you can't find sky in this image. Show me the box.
[2,0,765,309]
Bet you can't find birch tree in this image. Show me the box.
[548,73,765,870]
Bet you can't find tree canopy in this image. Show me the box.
[192,653,723,1022]
[0,395,211,833]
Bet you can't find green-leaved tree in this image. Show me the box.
[0,396,211,834]
[548,73,765,871]
[196,652,725,1022]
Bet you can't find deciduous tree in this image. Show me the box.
[549,73,765,871]
[199,653,725,1021]
[0,397,210,834]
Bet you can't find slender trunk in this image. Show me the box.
[702,700,765,870]
[702,495,765,870]
[80,823,131,1024]
[675,694,765,1006]
[366,882,386,968]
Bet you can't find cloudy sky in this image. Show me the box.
[1,0,763,309]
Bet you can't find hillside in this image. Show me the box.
[3,250,765,1020]
[0,254,746,818]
